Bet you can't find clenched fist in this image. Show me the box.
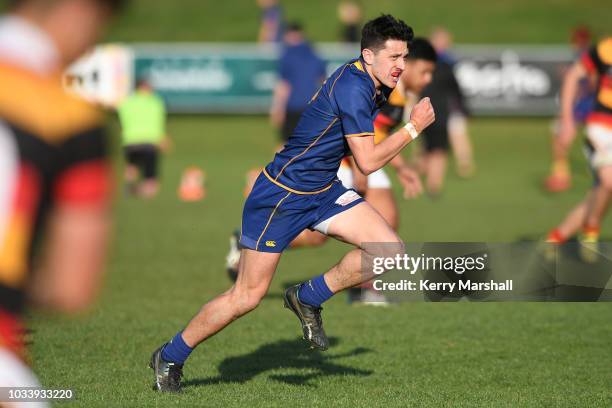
[409,97,435,133]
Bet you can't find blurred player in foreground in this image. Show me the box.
[544,26,595,193]
[118,77,168,199]
[0,0,122,404]
[546,36,612,261]
[227,38,437,305]
[152,15,435,392]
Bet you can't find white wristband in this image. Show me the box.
[403,122,419,140]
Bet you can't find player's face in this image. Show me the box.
[402,59,436,94]
[364,39,409,89]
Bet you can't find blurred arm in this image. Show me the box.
[559,61,588,145]
[270,79,290,128]
[31,205,110,313]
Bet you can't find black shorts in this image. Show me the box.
[281,111,303,141]
[124,144,159,180]
[422,113,450,152]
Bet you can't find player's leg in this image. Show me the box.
[320,201,402,291]
[577,124,612,261]
[448,112,475,178]
[582,126,612,236]
[123,146,139,195]
[137,145,160,198]
[153,173,311,391]
[284,199,402,350]
[183,249,281,345]
[425,149,448,196]
[545,119,574,192]
[546,191,592,243]
[422,118,450,196]
[289,229,328,248]
[579,184,611,262]
[353,171,396,304]
[364,174,397,229]
[582,168,612,242]
[151,249,281,392]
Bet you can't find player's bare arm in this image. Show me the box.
[347,97,435,175]
[559,61,587,144]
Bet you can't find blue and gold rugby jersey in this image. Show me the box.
[263,58,389,193]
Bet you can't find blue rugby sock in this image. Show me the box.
[161,331,193,365]
[297,274,334,307]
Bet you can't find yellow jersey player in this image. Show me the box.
[0,0,123,401]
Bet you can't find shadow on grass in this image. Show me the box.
[183,337,373,388]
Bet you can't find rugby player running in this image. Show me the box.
[150,14,435,392]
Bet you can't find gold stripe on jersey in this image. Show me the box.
[0,214,30,288]
[387,86,406,107]
[353,60,365,72]
[0,64,103,143]
[374,126,389,144]
[263,168,334,195]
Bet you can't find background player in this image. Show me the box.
[118,77,168,199]
[227,38,437,297]
[269,22,326,145]
[419,31,469,196]
[346,37,438,227]
[429,27,475,179]
[544,26,595,193]
[340,37,436,303]
[0,0,122,400]
[152,14,434,392]
[546,36,612,261]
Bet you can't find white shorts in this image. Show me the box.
[337,166,391,190]
[586,124,612,169]
[0,348,49,408]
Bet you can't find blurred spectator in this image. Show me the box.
[118,78,168,199]
[420,28,471,195]
[429,26,475,179]
[270,22,326,143]
[544,25,595,193]
[0,0,123,394]
[257,0,284,43]
[337,1,362,43]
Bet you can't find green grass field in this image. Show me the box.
[103,0,611,44]
[2,1,610,406]
[6,1,608,43]
[28,116,612,407]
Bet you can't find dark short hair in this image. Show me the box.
[360,14,413,52]
[406,37,437,63]
[286,21,303,33]
[8,0,127,13]
[135,77,151,89]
